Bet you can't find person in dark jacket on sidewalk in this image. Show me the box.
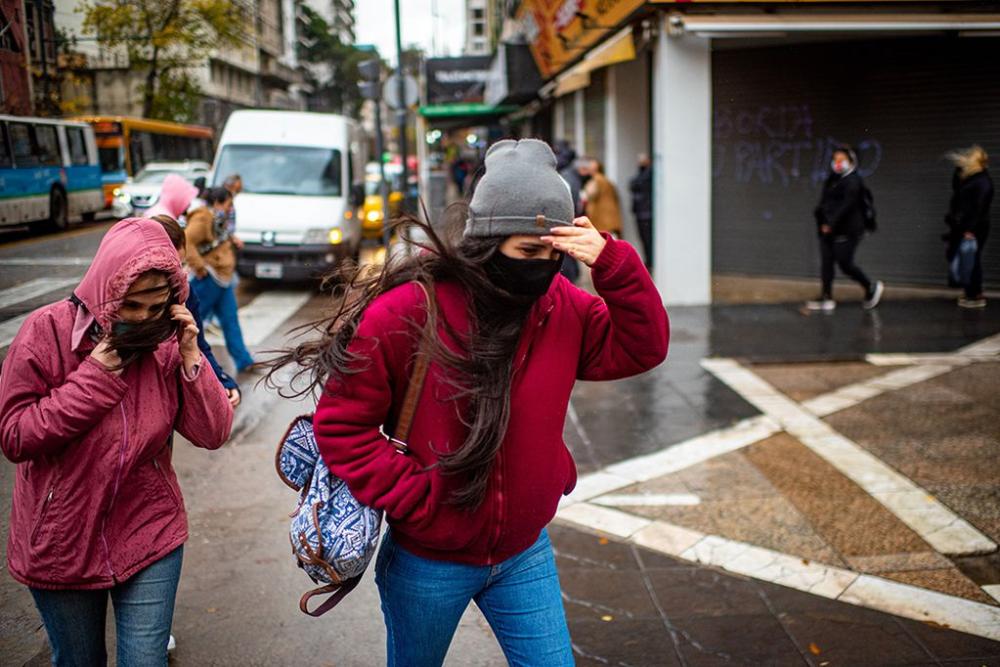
[268,139,669,666]
[151,215,241,407]
[629,154,653,268]
[945,145,993,308]
[806,146,883,312]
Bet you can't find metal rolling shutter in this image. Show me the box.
[711,36,1000,288]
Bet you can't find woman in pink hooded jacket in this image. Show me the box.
[0,218,233,666]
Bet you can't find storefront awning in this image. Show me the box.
[545,27,637,99]
[667,13,1000,35]
[418,103,518,119]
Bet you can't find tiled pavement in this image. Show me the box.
[552,525,1000,666]
[555,300,1000,664]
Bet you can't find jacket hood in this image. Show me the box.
[74,218,189,334]
[146,174,198,219]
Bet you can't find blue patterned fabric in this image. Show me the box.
[278,415,382,584]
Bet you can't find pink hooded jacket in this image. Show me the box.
[145,174,199,220]
[0,218,233,590]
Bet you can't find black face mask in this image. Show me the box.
[484,252,562,299]
[106,310,178,368]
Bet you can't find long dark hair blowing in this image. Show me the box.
[266,205,539,511]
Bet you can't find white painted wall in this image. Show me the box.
[605,56,650,254]
[652,21,712,305]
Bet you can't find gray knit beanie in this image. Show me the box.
[465,139,575,238]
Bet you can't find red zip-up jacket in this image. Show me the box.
[1,219,233,589]
[314,236,668,564]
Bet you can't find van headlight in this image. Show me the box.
[304,227,343,245]
[113,188,131,204]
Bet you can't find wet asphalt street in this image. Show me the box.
[2,221,1000,665]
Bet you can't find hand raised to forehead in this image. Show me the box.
[540,217,608,267]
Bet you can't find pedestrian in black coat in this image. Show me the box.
[806,146,883,312]
[945,145,993,308]
[629,155,653,268]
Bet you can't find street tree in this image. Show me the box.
[80,0,246,121]
[297,4,368,117]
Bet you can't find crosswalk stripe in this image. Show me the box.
[0,277,79,310]
[1,288,315,352]
[0,257,93,267]
[204,290,314,347]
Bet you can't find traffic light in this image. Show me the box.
[359,59,382,100]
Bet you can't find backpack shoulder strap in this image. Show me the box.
[390,281,434,450]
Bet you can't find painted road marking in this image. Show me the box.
[0,312,31,349]
[0,277,79,310]
[0,257,93,267]
[204,290,314,347]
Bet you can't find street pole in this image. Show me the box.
[376,101,391,252]
[393,0,409,215]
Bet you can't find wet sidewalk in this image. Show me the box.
[557,298,1000,664]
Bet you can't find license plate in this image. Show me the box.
[255,262,283,279]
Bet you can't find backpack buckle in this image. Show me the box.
[388,437,409,454]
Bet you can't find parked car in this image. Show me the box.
[361,165,403,240]
[112,160,209,218]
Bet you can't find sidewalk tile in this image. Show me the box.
[881,568,997,605]
[752,361,890,402]
[569,619,682,667]
[561,569,662,621]
[846,552,954,574]
[647,567,771,619]
[776,604,932,666]
[745,433,931,557]
[669,614,805,666]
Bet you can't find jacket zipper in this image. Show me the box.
[489,302,553,563]
[152,458,180,507]
[100,404,129,581]
[29,485,56,544]
[489,450,504,565]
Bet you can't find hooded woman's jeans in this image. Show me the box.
[375,528,574,667]
[30,546,183,667]
[189,275,255,372]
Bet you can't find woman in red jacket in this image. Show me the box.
[0,218,233,666]
[274,139,668,666]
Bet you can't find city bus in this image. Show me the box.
[73,116,214,208]
[0,115,104,230]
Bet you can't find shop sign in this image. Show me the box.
[516,0,645,79]
[424,56,493,105]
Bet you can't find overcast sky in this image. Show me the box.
[355,0,466,63]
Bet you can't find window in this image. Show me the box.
[35,124,61,166]
[9,123,39,167]
[472,8,484,19]
[214,145,342,197]
[0,124,12,169]
[473,22,484,37]
[67,127,89,165]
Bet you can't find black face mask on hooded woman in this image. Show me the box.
[105,305,178,369]
[484,251,562,299]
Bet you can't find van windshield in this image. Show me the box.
[214,145,342,196]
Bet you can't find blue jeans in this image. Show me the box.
[375,529,573,667]
[30,546,183,667]
[189,275,254,371]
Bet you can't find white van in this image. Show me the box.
[210,110,366,281]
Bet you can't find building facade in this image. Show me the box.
[0,0,32,115]
[499,2,1000,304]
[52,0,309,130]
